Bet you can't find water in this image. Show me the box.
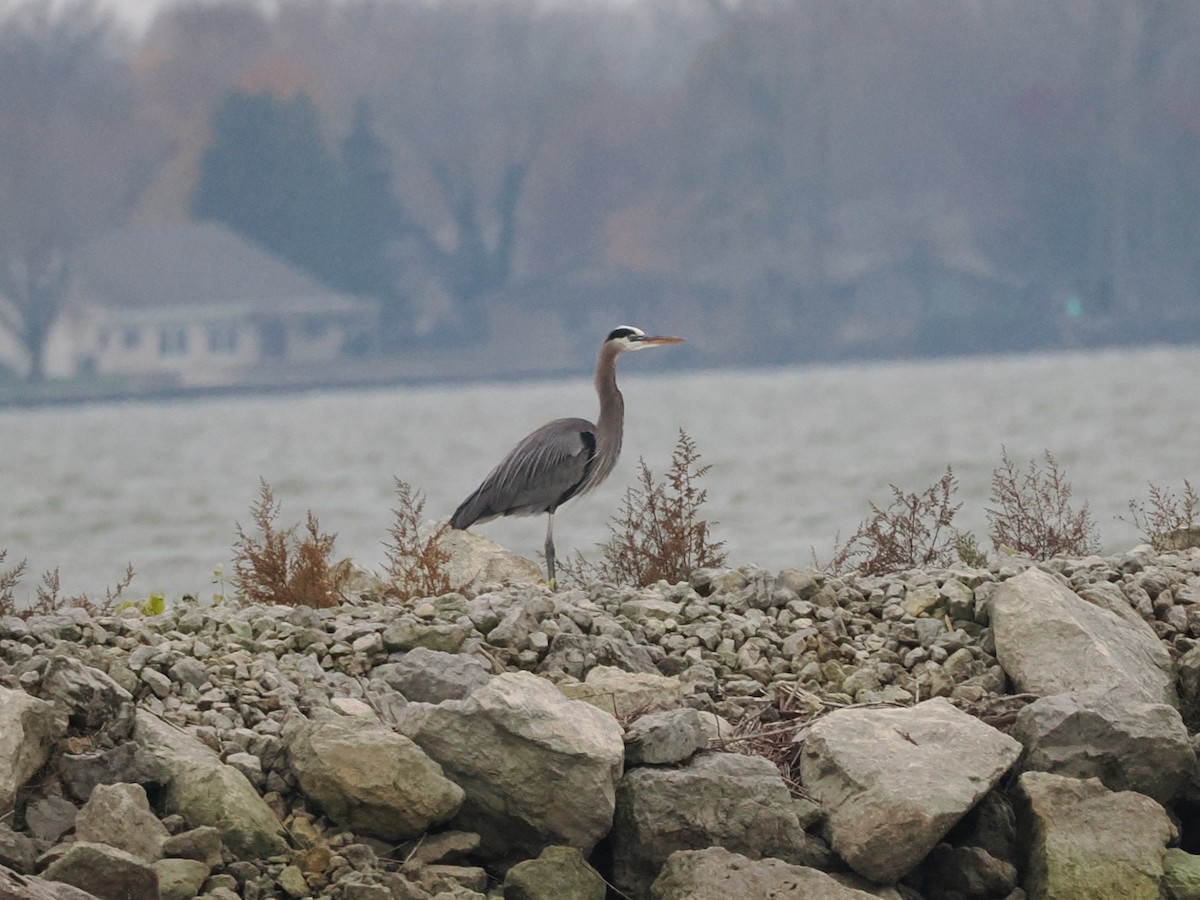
[2,345,1198,602]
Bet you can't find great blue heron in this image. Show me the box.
[450,325,684,585]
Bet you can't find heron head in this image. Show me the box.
[605,325,685,352]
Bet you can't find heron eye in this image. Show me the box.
[606,326,642,342]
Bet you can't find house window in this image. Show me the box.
[123,328,141,350]
[159,326,188,357]
[207,322,239,354]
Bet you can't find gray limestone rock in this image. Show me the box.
[75,782,170,863]
[133,709,287,860]
[623,708,707,765]
[502,845,606,900]
[397,671,624,864]
[371,649,492,703]
[154,858,210,900]
[799,697,1021,884]
[40,843,159,900]
[1014,771,1174,900]
[991,568,1177,706]
[612,751,829,899]
[289,714,463,841]
[650,847,877,900]
[1011,689,1195,804]
[0,687,62,815]
[59,741,168,802]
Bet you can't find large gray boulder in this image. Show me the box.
[623,708,708,766]
[612,751,829,899]
[1014,771,1174,899]
[0,687,62,815]
[502,845,607,900]
[1011,689,1195,804]
[59,741,168,803]
[991,568,1177,706]
[0,863,102,900]
[371,649,492,703]
[558,666,686,719]
[650,847,877,900]
[433,527,544,592]
[288,714,463,841]
[38,658,135,742]
[133,710,286,860]
[397,671,623,863]
[40,843,159,900]
[74,783,170,864]
[799,697,1021,884]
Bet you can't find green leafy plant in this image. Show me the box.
[561,429,726,587]
[1125,479,1200,551]
[383,478,453,599]
[233,479,343,608]
[987,447,1098,559]
[830,467,969,575]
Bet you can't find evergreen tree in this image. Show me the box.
[336,101,410,338]
[192,90,341,284]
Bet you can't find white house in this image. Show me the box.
[34,222,376,387]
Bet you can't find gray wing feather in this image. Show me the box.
[451,417,596,529]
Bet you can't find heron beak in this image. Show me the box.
[638,335,685,347]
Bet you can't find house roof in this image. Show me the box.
[72,222,368,318]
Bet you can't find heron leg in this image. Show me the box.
[544,512,557,590]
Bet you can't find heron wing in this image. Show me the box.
[451,417,598,528]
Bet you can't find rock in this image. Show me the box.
[133,709,287,860]
[1011,689,1195,804]
[288,714,463,841]
[558,666,685,718]
[0,687,61,815]
[612,751,828,899]
[397,671,623,864]
[38,658,136,742]
[372,649,492,703]
[1162,848,1200,900]
[381,618,470,654]
[623,708,707,765]
[0,864,104,900]
[75,782,170,863]
[433,528,544,592]
[991,568,1177,706]
[23,798,78,843]
[947,791,1017,864]
[799,697,1021,884]
[502,845,606,900]
[1015,771,1174,899]
[1177,644,1200,730]
[160,827,222,868]
[40,842,159,900]
[59,741,168,802]
[154,857,210,900]
[0,824,38,874]
[539,633,659,679]
[649,847,877,900]
[915,843,1018,900]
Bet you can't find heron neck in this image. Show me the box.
[595,342,625,457]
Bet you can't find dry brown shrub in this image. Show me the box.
[560,429,726,587]
[0,550,27,616]
[0,557,135,619]
[1125,480,1200,551]
[233,479,342,607]
[987,447,1098,559]
[830,467,967,575]
[383,478,453,600]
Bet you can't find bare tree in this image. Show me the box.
[0,1,164,381]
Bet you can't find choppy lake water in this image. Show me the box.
[2,345,1198,602]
